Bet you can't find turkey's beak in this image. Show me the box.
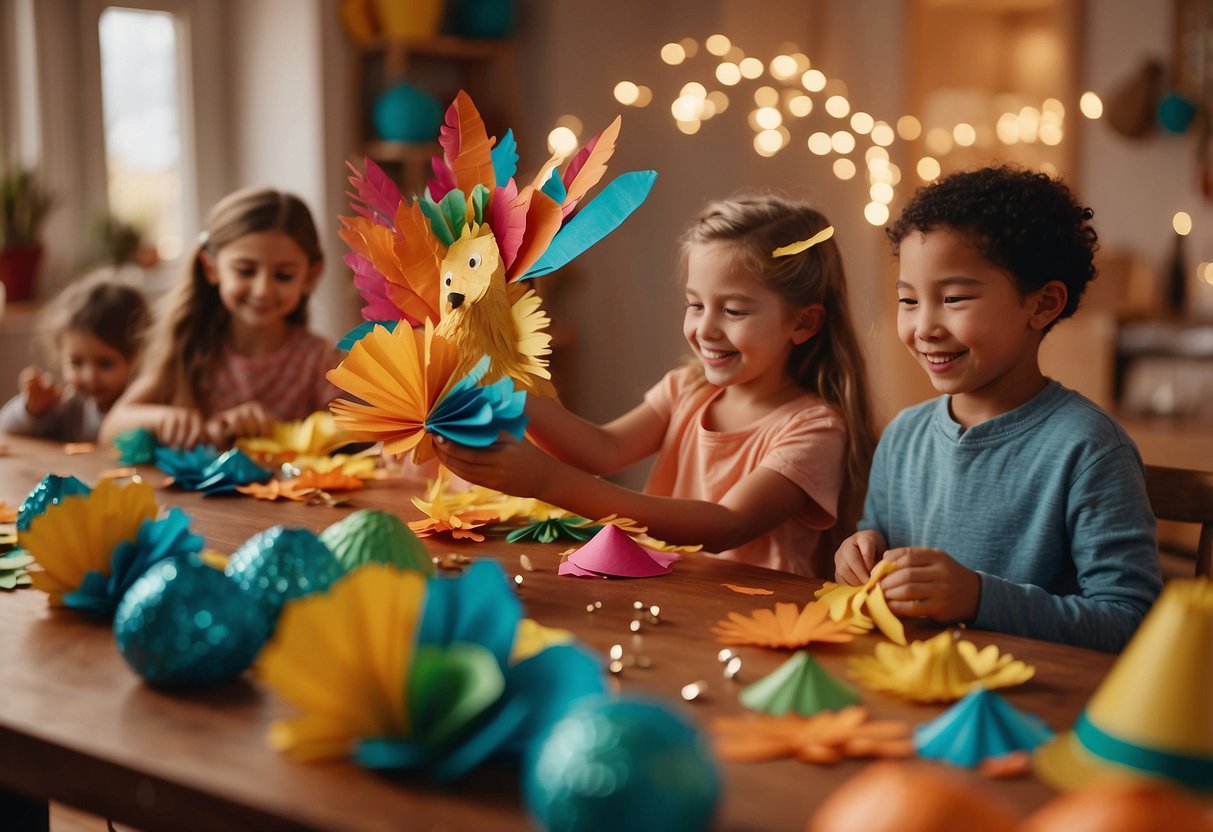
[447,292,465,309]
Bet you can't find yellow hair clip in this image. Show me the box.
[771,225,835,258]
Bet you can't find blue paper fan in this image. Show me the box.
[914,687,1053,767]
[426,357,528,447]
[154,445,222,490]
[194,449,273,495]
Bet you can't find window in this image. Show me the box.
[97,6,185,261]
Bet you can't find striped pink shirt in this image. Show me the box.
[208,327,342,420]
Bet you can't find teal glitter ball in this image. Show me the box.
[372,83,442,143]
[17,474,91,532]
[114,556,269,689]
[525,698,720,832]
[224,526,345,623]
[319,509,433,575]
[453,0,514,38]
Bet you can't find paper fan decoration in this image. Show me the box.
[260,561,607,781]
[62,507,204,619]
[711,706,914,765]
[289,453,379,479]
[739,651,862,716]
[153,445,222,489]
[713,601,860,649]
[193,449,274,495]
[914,688,1053,768]
[848,631,1036,703]
[17,474,91,531]
[558,524,678,578]
[237,411,349,459]
[23,478,159,606]
[328,321,527,462]
[814,559,906,645]
[339,91,657,393]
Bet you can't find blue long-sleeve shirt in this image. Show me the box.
[860,380,1161,653]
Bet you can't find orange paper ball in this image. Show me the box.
[807,761,1019,832]
[1021,780,1213,832]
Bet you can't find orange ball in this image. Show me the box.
[807,761,1019,832]
[1021,780,1213,832]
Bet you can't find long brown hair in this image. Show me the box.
[681,193,877,573]
[140,187,323,411]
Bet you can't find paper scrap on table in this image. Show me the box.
[63,442,95,455]
[558,524,678,579]
[722,583,773,596]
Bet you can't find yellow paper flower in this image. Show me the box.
[814,559,906,645]
[847,631,1036,703]
[237,411,349,459]
[409,487,500,541]
[258,565,425,760]
[713,601,861,649]
[23,479,158,605]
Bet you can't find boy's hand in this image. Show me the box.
[834,529,887,584]
[207,402,272,444]
[433,434,552,498]
[19,366,63,417]
[156,407,208,448]
[879,547,981,623]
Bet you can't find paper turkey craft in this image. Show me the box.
[339,90,657,393]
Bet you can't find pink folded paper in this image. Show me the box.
[558,524,679,578]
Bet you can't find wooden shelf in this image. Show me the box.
[363,140,440,164]
[358,34,513,61]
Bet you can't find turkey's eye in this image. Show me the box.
[468,253,482,269]
[445,276,452,286]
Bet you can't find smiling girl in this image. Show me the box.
[436,194,877,577]
[100,187,341,448]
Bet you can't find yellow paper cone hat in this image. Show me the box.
[1035,578,1213,794]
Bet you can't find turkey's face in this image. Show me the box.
[440,233,503,318]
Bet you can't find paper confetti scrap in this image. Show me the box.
[722,583,774,596]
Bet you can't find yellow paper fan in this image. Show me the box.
[814,559,906,645]
[24,479,158,605]
[847,630,1036,703]
[237,411,349,459]
[326,321,460,461]
[712,601,861,649]
[258,565,426,761]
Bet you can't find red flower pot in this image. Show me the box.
[0,244,43,301]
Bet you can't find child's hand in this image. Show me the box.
[432,434,553,498]
[207,402,272,444]
[834,529,887,584]
[19,366,63,417]
[878,547,981,623]
[156,407,208,448]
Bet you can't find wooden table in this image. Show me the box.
[0,436,1116,831]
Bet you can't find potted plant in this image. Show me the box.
[0,161,56,301]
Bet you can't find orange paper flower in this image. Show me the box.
[712,706,914,764]
[713,600,860,648]
[237,471,366,502]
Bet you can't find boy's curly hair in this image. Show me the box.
[886,165,1098,328]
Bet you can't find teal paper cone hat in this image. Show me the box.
[1035,578,1213,794]
[915,688,1053,768]
[739,651,861,716]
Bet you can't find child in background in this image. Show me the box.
[0,275,149,442]
[100,187,341,447]
[835,166,1161,653]
[437,194,877,577]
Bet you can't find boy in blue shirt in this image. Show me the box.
[835,166,1161,652]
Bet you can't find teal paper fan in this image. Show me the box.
[914,687,1053,767]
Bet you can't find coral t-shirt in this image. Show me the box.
[208,327,342,421]
[643,366,846,576]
